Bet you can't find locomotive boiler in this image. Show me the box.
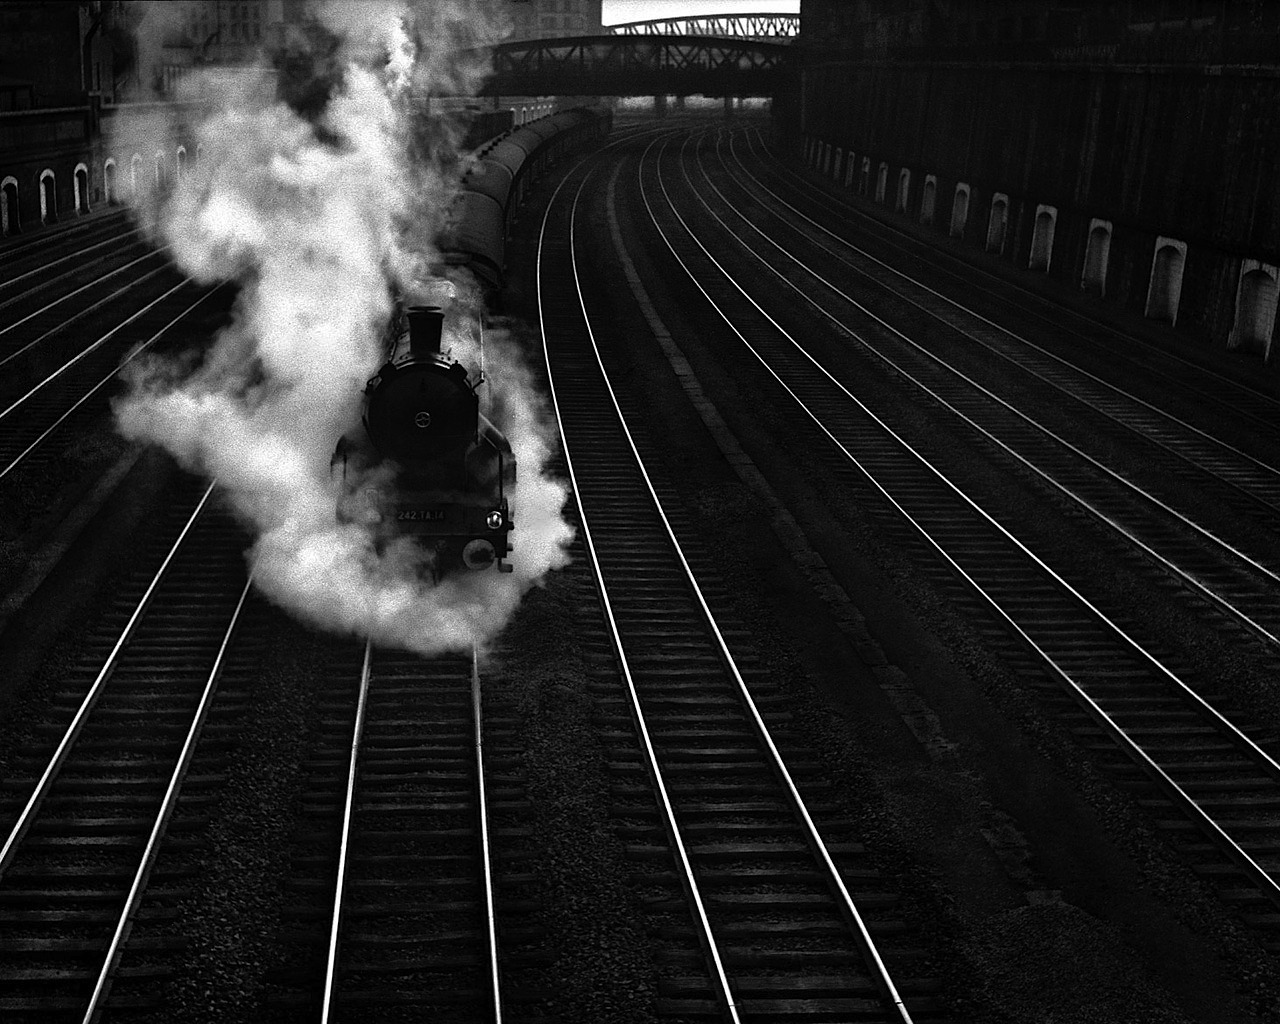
[335,305,515,574]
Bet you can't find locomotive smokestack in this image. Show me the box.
[407,306,444,356]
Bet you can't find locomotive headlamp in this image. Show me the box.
[486,510,504,530]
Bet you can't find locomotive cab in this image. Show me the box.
[337,305,515,575]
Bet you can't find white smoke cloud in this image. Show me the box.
[111,1,574,655]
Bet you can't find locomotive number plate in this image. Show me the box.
[397,509,446,521]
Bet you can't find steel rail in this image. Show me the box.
[730,130,1280,516]
[320,637,374,1024]
[0,277,192,426]
[0,246,173,355]
[538,155,744,1024]
[0,480,218,879]
[472,644,503,1023]
[674,131,1280,650]
[0,227,148,302]
[636,130,1280,906]
[81,573,255,1024]
[655,126,1280,771]
[747,131,1280,435]
[655,127,1280,761]
[0,284,219,482]
[600,154,917,1023]
[0,208,131,268]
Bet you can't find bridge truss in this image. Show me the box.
[608,14,799,41]
[484,35,790,96]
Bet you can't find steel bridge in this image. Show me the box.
[481,35,790,98]
[608,13,799,41]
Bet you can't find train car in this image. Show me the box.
[461,107,516,150]
[442,104,612,301]
[446,190,505,294]
[334,305,515,575]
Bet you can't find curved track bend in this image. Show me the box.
[630,126,1280,942]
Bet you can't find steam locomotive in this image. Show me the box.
[331,105,611,575]
[335,305,515,575]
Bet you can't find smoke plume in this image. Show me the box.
[110,1,574,655]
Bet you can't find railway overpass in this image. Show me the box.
[607,13,799,41]
[476,34,792,99]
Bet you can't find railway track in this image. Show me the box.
[0,212,230,622]
[6,111,1274,1020]
[628,126,1280,943]
[665,130,1280,653]
[1,229,156,317]
[0,232,175,397]
[0,281,225,486]
[0,481,262,1022]
[0,209,135,283]
[746,132,1280,444]
[539,143,946,1022]
[265,643,539,1023]
[721,131,1280,527]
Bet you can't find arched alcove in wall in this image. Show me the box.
[130,153,142,199]
[859,157,870,196]
[39,169,56,223]
[874,162,888,203]
[1,176,19,234]
[1029,205,1056,272]
[1081,219,1111,295]
[986,193,1008,254]
[950,183,970,238]
[1144,238,1186,325]
[895,167,910,213]
[74,163,89,214]
[1229,263,1278,360]
[176,146,187,180]
[920,175,936,225]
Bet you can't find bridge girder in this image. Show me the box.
[609,14,799,41]
[481,34,791,98]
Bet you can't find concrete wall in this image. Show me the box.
[794,56,1280,361]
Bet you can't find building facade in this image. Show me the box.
[0,0,605,235]
[504,0,603,42]
[0,1,119,109]
[794,0,1280,363]
[0,1,126,232]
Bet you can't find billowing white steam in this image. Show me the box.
[111,1,573,654]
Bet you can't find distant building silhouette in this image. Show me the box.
[795,0,1280,361]
[504,0,603,42]
[0,0,119,109]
